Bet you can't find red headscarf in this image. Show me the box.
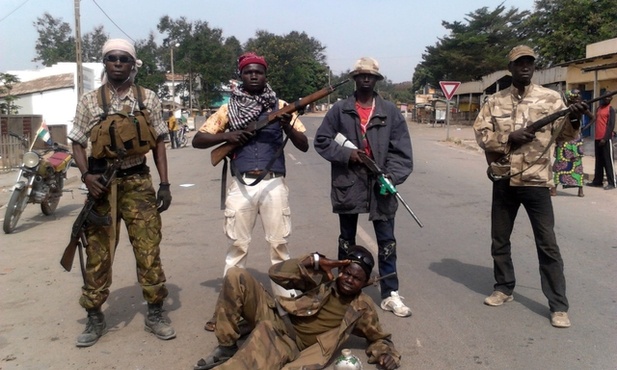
[237,52,267,72]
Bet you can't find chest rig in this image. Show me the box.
[89,85,157,159]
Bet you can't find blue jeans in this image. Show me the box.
[338,214,398,299]
[491,180,568,312]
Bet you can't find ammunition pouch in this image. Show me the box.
[90,84,158,159]
[487,161,511,182]
[90,110,157,159]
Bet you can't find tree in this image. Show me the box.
[82,25,109,63]
[134,33,166,94]
[0,73,21,114]
[33,12,75,66]
[157,16,239,110]
[244,30,328,102]
[525,0,617,66]
[411,5,530,92]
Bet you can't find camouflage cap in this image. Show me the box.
[508,45,537,62]
[349,57,384,80]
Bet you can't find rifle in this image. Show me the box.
[210,79,351,166]
[357,151,424,228]
[485,89,617,168]
[60,151,125,272]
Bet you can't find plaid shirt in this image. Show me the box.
[69,85,167,169]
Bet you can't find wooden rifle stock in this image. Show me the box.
[485,89,617,166]
[210,79,351,166]
[60,152,125,271]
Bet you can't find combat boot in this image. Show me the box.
[144,303,176,340]
[76,308,107,347]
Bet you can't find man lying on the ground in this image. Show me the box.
[194,245,401,370]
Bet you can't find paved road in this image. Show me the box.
[0,116,615,370]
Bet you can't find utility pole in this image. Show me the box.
[74,0,84,100]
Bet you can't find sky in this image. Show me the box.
[0,0,536,83]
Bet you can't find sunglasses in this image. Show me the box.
[347,252,373,269]
[104,55,134,64]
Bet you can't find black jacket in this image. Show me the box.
[314,93,413,221]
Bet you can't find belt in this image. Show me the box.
[117,163,149,178]
[242,170,284,179]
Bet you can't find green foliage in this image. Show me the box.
[244,30,328,102]
[33,12,75,66]
[411,5,530,93]
[525,0,617,66]
[157,16,240,110]
[82,26,109,63]
[0,73,21,114]
[134,34,166,93]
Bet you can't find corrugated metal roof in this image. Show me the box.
[0,73,74,98]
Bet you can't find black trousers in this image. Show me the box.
[490,180,568,312]
[338,213,398,299]
[592,139,615,187]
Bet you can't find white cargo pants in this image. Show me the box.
[223,175,292,277]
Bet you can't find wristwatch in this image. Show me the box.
[313,252,320,270]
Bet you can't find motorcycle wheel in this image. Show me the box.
[3,186,28,234]
[41,176,64,215]
[180,135,188,147]
[41,196,60,215]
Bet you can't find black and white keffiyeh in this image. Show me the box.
[228,83,277,131]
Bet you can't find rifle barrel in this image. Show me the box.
[396,193,424,228]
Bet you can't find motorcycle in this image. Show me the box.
[3,132,73,234]
[177,124,189,148]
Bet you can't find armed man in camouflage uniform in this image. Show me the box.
[473,45,588,329]
[193,246,401,370]
[69,39,174,347]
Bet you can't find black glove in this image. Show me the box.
[157,183,172,213]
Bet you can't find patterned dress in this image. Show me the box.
[553,133,584,188]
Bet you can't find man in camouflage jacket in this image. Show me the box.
[194,246,401,370]
[473,45,587,329]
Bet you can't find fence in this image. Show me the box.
[0,134,25,172]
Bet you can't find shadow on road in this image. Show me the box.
[429,258,548,317]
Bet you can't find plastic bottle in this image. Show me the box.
[333,348,363,370]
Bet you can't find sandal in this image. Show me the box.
[194,345,238,370]
[204,319,216,332]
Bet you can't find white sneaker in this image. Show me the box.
[380,291,412,317]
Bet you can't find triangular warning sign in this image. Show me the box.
[439,81,461,101]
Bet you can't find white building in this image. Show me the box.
[2,62,104,133]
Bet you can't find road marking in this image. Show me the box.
[357,225,378,255]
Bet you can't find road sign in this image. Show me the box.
[439,81,461,101]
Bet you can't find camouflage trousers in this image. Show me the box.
[213,267,300,369]
[79,174,168,310]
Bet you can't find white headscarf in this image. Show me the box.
[101,38,143,84]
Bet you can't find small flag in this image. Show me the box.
[36,121,52,145]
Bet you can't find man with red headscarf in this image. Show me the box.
[193,52,309,329]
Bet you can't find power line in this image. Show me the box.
[0,0,31,23]
[91,0,135,42]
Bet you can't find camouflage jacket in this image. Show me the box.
[269,256,401,369]
[473,84,577,187]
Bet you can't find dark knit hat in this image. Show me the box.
[346,245,375,279]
